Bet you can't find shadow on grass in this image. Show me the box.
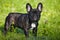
[0,25,4,32]
[15,28,24,34]
[0,24,24,35]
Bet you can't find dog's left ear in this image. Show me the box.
[37,3,43,11]
[26,3,32,12]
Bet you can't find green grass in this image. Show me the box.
[0,0,60,40]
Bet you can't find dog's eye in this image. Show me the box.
[30,13,33,16]
[29,14,32,17]
[37,14,40,17]
[36,13,38,16]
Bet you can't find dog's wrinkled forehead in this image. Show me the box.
[32,9,37,11]
[31,9,38,13]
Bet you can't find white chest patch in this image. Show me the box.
[31,23,36,29]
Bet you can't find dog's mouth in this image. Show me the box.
[30,19,38,22]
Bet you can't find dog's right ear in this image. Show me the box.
[37,3,43,12]
[26,3,32,12]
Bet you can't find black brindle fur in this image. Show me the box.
[4,3,43,37]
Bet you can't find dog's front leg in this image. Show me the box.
[33,27,37,37]
[32,23,38,37]
[24,28,29,38]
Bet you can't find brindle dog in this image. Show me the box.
[4,3,43,37]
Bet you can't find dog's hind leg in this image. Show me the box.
[4,16,12,35]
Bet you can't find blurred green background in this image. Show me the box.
[0,0,60,40]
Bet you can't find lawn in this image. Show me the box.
[0,0,60,40]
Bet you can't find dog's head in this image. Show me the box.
[26,3,43,22]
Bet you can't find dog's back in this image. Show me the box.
[5,12,29,27]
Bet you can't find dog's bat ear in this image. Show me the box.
[26,3,32,12]
[37,3,43,11]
